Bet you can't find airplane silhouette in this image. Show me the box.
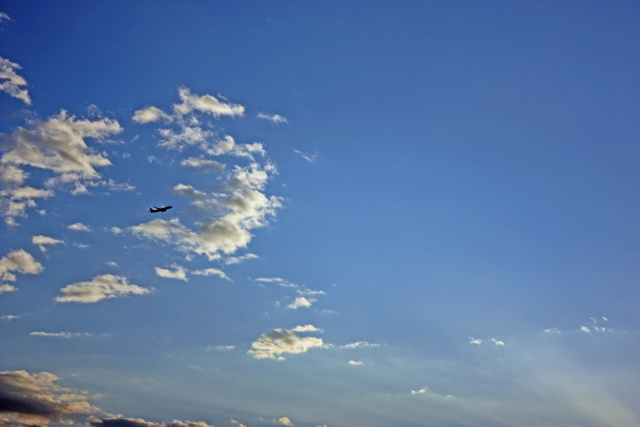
[149,206,172,213]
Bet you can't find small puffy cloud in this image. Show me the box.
[275,417,293,426]
[0,284,17,294]
[0,370,97,425]
[491,338,505,346]
[191,267,230,281]
[248,327,325,360]
[0,56,31,105]
[580,326,591,333]
[32,235,65,252]
[257,112,287,124]
[55,274,152,303]
[287,296,314,310]
[348,360,364,366]
[89,418,216,427]
[173,87,245,118]
[68,222,91,232]
[155,264,188,281]
[0,249,43,285]
[132,106,171,124]
[543,327,562,335]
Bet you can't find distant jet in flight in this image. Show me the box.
[149,205,172,213]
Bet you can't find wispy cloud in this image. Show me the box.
[468,337,505,346]
[155,264,188,281]
[0,56,31,105]
[89,417,216,427]
[340,341,380,349]
[348,360,364,366]
[56,274,152,303]
[30,331,94,338]
[191,267,230,281]
[32,235,65,252]
[292,149,319,163]
[257,112,288,124]
[206,345,235,352]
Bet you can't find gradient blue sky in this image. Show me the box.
[1,2,639,427]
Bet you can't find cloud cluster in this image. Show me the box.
[0,111,122,225]
[131,162,281,261]
[248,326,325,360]
[0,370,97,425]
[0,249,43,294]
[0,56,31,105]
[55,274,152,303]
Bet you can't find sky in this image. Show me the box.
[0,1,639,426]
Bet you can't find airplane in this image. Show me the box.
[149,205,172,213]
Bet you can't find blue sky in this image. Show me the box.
[1,2,639,426]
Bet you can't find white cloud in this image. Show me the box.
[132,106,171,124]
[0,56,31,105]
[206,345,235,352]
[543,327,562,335]
[30,331,93,338]
[224,253,258,265]
[275,417,293,426]
[0,12,11,23]
[0,370,97,425]
[0,111,121,224]
[155,264,188,281]
[468,337,505,346]
[248,327,325,360]
[291,325,323,333]
[0,249,43,285]
[293,149,319,163]
[287,296,315,310]
[581,326,591,333]
[180,156,225,173]
[0,284,17,294]
[1,314,22,321]
[55,274,152,303]
[341,341,380,349]
[68,222,91,232]
[32,235,65,252]
[131,162,281,261]
[191,267,230,281]
[257,112,288,124]
[348,360,364,366]
[2,110,121,179]
[173,87,245,118]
